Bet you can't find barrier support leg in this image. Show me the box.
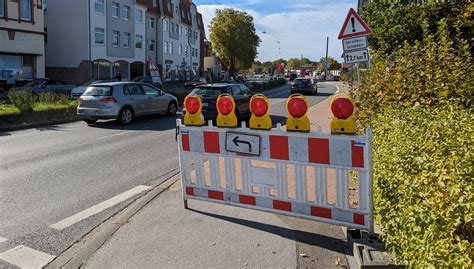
[184,199,189,209]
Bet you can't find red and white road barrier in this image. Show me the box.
[177,119,374,233]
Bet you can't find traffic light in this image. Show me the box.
[286,94,310,132]
[216,94,238,127]
[330,93,356,134]
[183,95,204,126]
[249,94,272,130]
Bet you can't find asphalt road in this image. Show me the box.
[0,82,338,263]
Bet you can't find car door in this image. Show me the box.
[140,84,168,113]
[123,84,148,114]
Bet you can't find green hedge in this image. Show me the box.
[248,78,286,92]
[370,103,473,267]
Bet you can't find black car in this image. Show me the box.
[183,83,253,121]
[291,78,317,95]
[132,76,163,90]
[289,73,298,81]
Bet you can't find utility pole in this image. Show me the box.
[324,36,329,80]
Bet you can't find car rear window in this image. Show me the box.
[83,86,113,96]
[191,87,226,97]
[294,79,310,85]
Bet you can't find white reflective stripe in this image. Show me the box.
[276,162,288,199]
[189,130,204,152]
[219,131,226,154]
[289,136,308,162]
[295,164,307,202]
[358,172,368,211]
[241,158,252,193]
[209,155,220,189]
[180,152,190,185]
[225,156,236,191]
[335,169,349,210]
[260,133,271,159]
[194,154,205,187]
[316,166,327,206]
[329,139,352,167]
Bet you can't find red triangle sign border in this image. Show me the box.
[338,8,371,40]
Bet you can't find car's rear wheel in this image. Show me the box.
[84,119,97,124]
[167,102,177,116]
[118,107,133,125]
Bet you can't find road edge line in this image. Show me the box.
[44,173,181,269]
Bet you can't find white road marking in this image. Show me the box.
[335,84,341,94]
[0,236,8,243]
[49,185,151,230]
[0,245,55,268]
[95,130,135,140]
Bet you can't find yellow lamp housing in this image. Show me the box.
[249,94,272,130]
[183,95,205,126]
[330,94,356,134]
[216,94,238,128]
[286,94,310,132]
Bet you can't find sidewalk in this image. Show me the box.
[84,82,351,269]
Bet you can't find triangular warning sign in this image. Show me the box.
[338,8,371,40]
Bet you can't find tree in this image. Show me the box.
[209,8,261,75]
[316,56,341,70]
[300,58,313,66]
[261,61,273,74]
[287,58,302,69]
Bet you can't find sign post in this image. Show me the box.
[338,8,371,82]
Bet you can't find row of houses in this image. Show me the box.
[0,0,220,86]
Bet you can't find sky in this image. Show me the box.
[194,0,358,63]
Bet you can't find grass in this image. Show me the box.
[0,101,78,116]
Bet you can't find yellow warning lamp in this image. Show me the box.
[249,94,272,130]
[286,94,310,132]
[183,95,205,126]
[216,94,238,127]
[330,93,356,134]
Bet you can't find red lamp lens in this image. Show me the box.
[218,97,234,115]
[250,98,268,117]
[287,98,307,118]
[331,98,354,119]
[185,97,200,114]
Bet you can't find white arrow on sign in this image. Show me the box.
[338,8,371,40]
[225,131,261,156]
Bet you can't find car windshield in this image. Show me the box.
[191,87,226,97]
[83,86,113,96]
[191,77,201,82]
[294,79,310,85]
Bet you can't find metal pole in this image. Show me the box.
[325,36,329,80]
[356,63,361,82]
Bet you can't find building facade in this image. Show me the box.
[0,0,45,85]
[44,0,203,85]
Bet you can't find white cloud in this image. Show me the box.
[197,1,356,62]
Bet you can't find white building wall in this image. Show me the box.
[134,4,147,64]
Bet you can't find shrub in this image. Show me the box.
[37,92,69,104]
[371,104,473,267]
[8,91,36,112]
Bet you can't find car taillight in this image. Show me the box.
[79,97,84,103]
[99,97,117,103]
[331,98,354,119]
[217,97,234,116]
[287,97,307,118]
[185,96,200,114]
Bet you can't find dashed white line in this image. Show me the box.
[95,130,135,140]
[0,245,55,268]
[0,236,8,243]
[49,185,151,230]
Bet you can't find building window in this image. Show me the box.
[135,35,143,49]
[170,3,174,13]
[178,45,182,56]
[179,25,183,36]
[149,39,155,52]
[164,20,169,32]
[0,0,4,17]
[150,17,155,29]
[123,32,131,48]
[95,28,105,45]
[184,46,188,56]
[176,24,179,34]
[168,42,173,55]
[135,9,143,24]
[112,31,120,47]
[94,0,104,14]
[163,41,168,54]
[123,5,130,20]
[20,0,32,20]
[112,2,119,18]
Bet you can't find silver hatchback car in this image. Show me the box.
[77,82,178,125]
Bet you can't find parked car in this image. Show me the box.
[70,78,119,99]
[184,77,207,89]
[182,83,253,122]
[77,82,178,125]
[289,73,298,81]
[13,79,76,96]
[291,78,317,95]
[132,76,163,90]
